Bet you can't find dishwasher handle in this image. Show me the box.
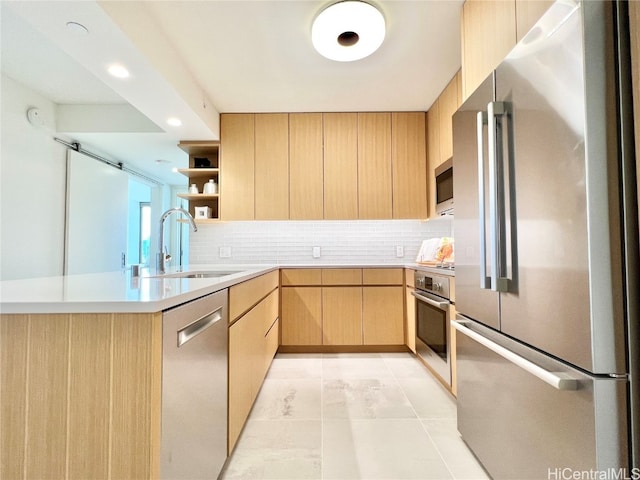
[453,319,579,391]
[178,307,223,347]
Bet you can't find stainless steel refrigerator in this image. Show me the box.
[452,1,638,478]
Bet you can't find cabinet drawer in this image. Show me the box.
[280,269,322,286]
[321,268,362,285]
[362,268,403,285]
[229,270,279,322]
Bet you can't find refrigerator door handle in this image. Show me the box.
[488,101,509,292]
[477,111,491,289]
[453,319,579,391]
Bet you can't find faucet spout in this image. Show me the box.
[156,207,198,274]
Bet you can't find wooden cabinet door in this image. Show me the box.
[280,287,322,345]
[427,101,441,219]
[438,73,461,162]
[289,113,323,219]
[358,112,392,219]
[362,287,405,345]
[322,287,363,345]
[392,112,427,219]
[515,0,553,42]
[255,113,289,220]
[405,287,416,353]
[221,114,255,220]
[323,113,358,219]
[461,0,516,101]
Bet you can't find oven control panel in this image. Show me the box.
[414,271,450,300]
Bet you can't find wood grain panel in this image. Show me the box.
[323,112,358,219]
[362,268,404,285]
[221,113,255,220]
[362,287,405,345]
[25,315,69,480]
[438,75,460,162]
[0,315,29,480]
[229,270,279,321]
[427,101,441,219]
[322,287,363,345]
[111,313,162,480]
[290,113,324,219]
[405,287,416,353]
[515,0,553,42]
[461,0,516,100]
[280,287,323,345]
[255,113,289,220]
[405,268,416,288]
[358,112,392,219]
[392,112,428,219]
[67,314,112,480]
[280,268,322,286]
[321,268,362,285]
[228,308,255,453]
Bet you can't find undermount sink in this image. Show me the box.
[153,270,241,279]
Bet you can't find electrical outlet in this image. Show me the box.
[312,246,321,258]
[219,246,231,258]
[396,246,404,258]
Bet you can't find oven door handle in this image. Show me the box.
[411,290,450,310]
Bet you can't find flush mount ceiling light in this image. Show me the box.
[166,117,182,127]
[312,1,385,62]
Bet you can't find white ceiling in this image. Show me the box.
[1,0,463,186]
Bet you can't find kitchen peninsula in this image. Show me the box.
[0,263,450,479]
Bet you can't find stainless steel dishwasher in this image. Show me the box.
[161,289,228,480]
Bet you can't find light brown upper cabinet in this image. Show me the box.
[220,114,255,220]
[515,0,554,42]
[290,113,324,220]
[358,112,393,219]
[461,0,516,101]
[427,72,462,218]
[392,112,428,219]
[461,0,554,101]
[255,114,289,220]
[323,113,358,220]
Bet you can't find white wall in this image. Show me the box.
[1,75,67,280]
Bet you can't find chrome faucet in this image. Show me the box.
[156,207,198,274]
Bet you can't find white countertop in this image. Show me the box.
[0,265,277,314]
[0,262,453,314]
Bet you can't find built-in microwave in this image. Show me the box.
[435,158,453,215]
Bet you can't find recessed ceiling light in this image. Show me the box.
[312,1,386,62]
[107,64,130,79]
[166,117,182,127]
[66,21,89,35]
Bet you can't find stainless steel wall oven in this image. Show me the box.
[412,271,452,386]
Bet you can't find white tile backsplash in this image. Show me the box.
[189,218,452,265]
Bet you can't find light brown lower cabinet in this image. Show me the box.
[280,286,323,345]
[280,268,405,347]
[0,312,163,480]
[405,286,417,353]
[228,288,279,453]
[362,287,404,345]
[322,287,363,345]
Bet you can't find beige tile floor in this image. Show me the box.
[221,352,490,480]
